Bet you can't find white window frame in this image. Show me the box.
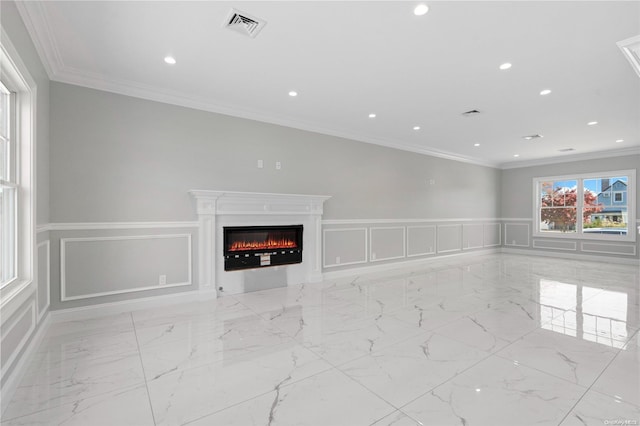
[533,169,636,243]
[0,30,36,309]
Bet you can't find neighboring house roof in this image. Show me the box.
[599,180,627,193]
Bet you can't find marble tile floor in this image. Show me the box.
[2,253,639,426]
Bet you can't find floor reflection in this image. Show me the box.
[539,279,631,348]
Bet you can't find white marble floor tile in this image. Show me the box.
[0,385,154,426]
[591,331,640,406]
[45,312,134,338]
[434,307,540,353]
[401,355,586,426]
[296,316,423,366]
[369,411,421,426]
[5,253,637,426]
[496,328,619,387]
[184,369,395,426]
[138,314,294,379]
[560,390,640,426]
[146,342,333,426]
[131,296,253,328]
[3,351,146,420]
[339,332,490,407]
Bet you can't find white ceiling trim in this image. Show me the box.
[50,59,502,169]
[15,1,60,79]
[499,146,640,170]
[12,0,500,170]
[15,1,637,172]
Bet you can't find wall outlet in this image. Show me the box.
[371,252,376,260]
[512,240,516,245]
[159,275,167,285]
[257,159,264,169]
[335,256,341,264]
[275,161,282,170]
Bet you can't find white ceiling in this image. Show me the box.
[16,1,640,168]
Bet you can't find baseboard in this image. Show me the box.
[50,288,218,323]
[501,247,640,266]
[322,248,501,280]
[1,311,51,414]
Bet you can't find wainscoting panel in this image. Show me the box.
[323,228,368,268]
[370,227,405,262]
[61,234,192,301]
[407,225,436,257]
[437,224,462,254]
[483,223,501,247]
[532,239,577,251]
[36,241,50,322]
[504,223,530,247]
[463,224,484,250]
[581,242,636,256]
[1,300,35,380]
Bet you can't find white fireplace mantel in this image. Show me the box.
[189,190,331,296]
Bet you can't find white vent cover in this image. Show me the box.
[617,35,640,78]
[224,9,267,38]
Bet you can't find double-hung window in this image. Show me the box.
[0,80,16,287]
[533,170,636,242]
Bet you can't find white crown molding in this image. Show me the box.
[15,1,498,169]
[499,146,640,169]
[14,1,61,79]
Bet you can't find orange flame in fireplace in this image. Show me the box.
[229,237,297,252]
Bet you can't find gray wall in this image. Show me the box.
[501,155,640,219]
[50,82,501,222]
[501,155,640,260]
[1,0,50,393]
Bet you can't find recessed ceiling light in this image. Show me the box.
[414,4,429,16]
[523,134,543,140]
[499,63,512,70]
[540,89,552,96]
[164,56,176,65]
[288,91,298,97]
[513,154,520,157]
[369,113,376,118]
[616,139,624,143]
[413,126,421,130]
[587,121,598,126]
[474,143,480,147]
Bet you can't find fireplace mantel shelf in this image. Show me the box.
[189,190,332,296]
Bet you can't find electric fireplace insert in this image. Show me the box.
[223,225,303,271]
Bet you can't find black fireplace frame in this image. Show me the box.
[223,224,303,271]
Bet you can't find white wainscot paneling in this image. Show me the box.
[483,223,501,247]
[1,300,36,380]
[407,225,436,257]
[323,228,367,268]
[61,234,192,301]
[437,224,462,254]
[505,223,530,247]
[581,242,637,256]
[532,239,577,251]
[370,227,406,262]
[36,241,50,322]
[463,224,484,250]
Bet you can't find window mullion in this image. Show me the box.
[577,179,584,234]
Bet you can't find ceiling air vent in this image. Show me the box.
[224,9,267,38]
[558,148,575,152]
[617,35,640,78]
[522,134,544,140]
[461,109,481,117]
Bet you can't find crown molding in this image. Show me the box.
[499,146,640,170]
[15,1,634,172]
